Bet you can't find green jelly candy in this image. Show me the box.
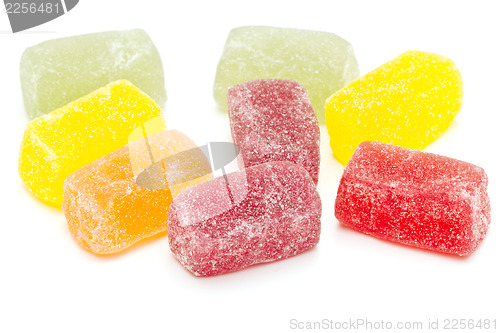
[20,29,166,119]
[213,26,359,123]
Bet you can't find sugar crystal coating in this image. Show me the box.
[168,162,322,276]
[228,79,320,184]
[19,80,165,208]
[63,130,212,255]
[326,50,463,165]
[335,141,490,256]
[20,29,166,119]
[214,26,359,123]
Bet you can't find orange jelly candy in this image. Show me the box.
[62,130,212,255]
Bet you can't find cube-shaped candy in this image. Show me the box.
[19,80,165,208]
[168,162,322,276]
[228,79,320,184]
[326,50,463,165]
[20,29,166,119]
[214,26,359,123]
[335,141,490,256]
[63,130,212,255]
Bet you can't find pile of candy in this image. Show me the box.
[19,27,490,277]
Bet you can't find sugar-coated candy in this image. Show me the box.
[228,79,320,184]
[214,26,359,123]
[168,162,321,276]
[19,80,165,208]
[63,130,212,255]
[326,50,463,165]
[335,141,490,256]
[20,29,166,119]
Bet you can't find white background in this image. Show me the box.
[1,1,499,332]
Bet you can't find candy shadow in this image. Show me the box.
[19,184,62,213]
[424,118,461,153]
[169,244,321,282]
[335,223,469,261]
[211,104,234,143]
[79,230,169,260]
[20,182,170,258]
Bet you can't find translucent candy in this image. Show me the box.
[20,29,166,119]
[214,26,359,123]
[63,130,212,255]
[326,50,463,165]
[168,162,322,276]
[335,141,490,256]
[227,79,320,184]
[19,80,165,208]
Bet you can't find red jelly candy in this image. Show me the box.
[227,79,320,184]
[335,141,490,256]
[168,161,322,276]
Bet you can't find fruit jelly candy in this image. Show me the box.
[325,50,463,165]
[168,161,322,277]
[20,29,166,119]
[326,51,462,164]
[227,79,320,184]
[19,80,165,208]
[214,26,359,123]
[335,141,490,256]
[63,130,212,255]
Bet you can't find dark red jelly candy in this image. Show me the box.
[227,79,320,184]
[168,162,321,276]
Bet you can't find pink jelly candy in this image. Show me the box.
[227,79,320,184]
[335,141,490,256]
[168,161,322,276]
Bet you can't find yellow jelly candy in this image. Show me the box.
[19,80,165,208]
[325,50,463,165]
